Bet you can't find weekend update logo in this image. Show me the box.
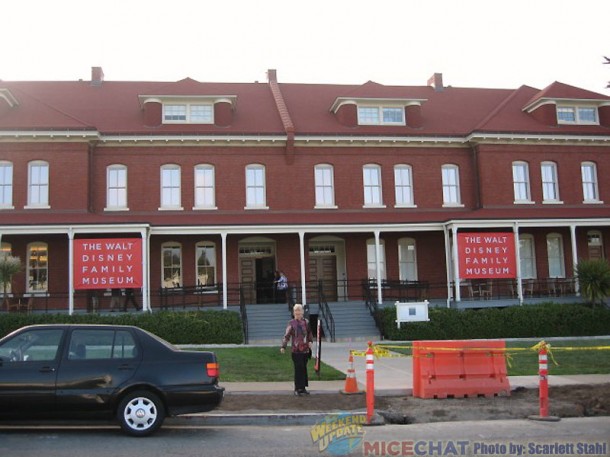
[310,413,366,455]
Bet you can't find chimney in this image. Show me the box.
[427,73,443,92]
[91,66,104,86]
[267,69,277,83]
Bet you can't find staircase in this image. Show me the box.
[246,304,292,344]
[323,301,381,342]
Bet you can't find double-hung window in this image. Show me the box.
[357,106,405,125]
[546,233,565,278]
[27,242,48,293]
[366,238,386,280]
[581,162,601,203]
[106,165,127,210]
[163,104,213,124]
[557,105,598,125]
[512,161,531,203]
[194,165,216,209]
[162,242,182,288]
[394,165,415,207]
[314,164,336,208]
[541,162,561,203]
[27,161,49,208]
[160,165,182,210]
[196,242,216,286]
[363,164,383,207]
[441,164,461,206]
[0,161,13,208]
[245,164,267,209]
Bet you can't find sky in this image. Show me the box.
[1,0,609,94]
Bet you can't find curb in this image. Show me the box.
[173,411,368,426]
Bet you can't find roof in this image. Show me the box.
[0,73,609,137]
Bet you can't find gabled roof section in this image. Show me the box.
[137,77,238,109]
[523,81,610,112]
[329,80,427,113]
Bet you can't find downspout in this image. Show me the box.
[88,143,95,213]
[471,144,482,209]
[68,228,74,315]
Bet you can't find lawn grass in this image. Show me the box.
[202,347,346,382]
[382,338,610,376]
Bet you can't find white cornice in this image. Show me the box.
[98,134,287,147]
[467,132,610,145]
[0,130,100,142]
[293,135,465,147]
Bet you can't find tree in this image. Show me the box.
[575,259,610,308]
[0,254,23,308]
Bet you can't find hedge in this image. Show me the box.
[378,302,610,341]
[0,310,244,345]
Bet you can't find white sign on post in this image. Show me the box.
[395,300,430,328]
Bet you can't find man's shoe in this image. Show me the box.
[302,389,310,395]
[294,390,302,396]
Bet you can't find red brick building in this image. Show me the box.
[1,68,609,313]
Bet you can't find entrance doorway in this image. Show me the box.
[309,256,338,301]
[239,240,276,304]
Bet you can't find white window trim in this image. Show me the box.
[512,161,533,204]
[357,105,406,126]
[159,164,183,211]
[546,233,566,278]
[581,161,603,204]
[27,242,48,293]
[195,241,217,287]
[245,164,268,210]
[0,161,13,209]
[363,164,385,208]
[193,164,217,210]
[314,164,337,209]
[26,160,50,209]
[161,242,183,288]
[519,234,537,279]
[162,103,214,124]
[398,237,418,281]
[393,164,417,208]
[105,164,129,211]
[541,162,562,204]
[441,164,464,208]
[557,104,599,125]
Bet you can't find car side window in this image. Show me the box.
[0,329,63,362]
[68,329,137,360]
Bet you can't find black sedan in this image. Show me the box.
[0,324,224,436]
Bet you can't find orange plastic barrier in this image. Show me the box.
[412,340,510,399]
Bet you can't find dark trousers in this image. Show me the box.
[291,351,309,391]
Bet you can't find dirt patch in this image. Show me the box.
[217,384,610,424]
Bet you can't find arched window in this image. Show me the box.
[160,164,182,209]
[546,233,565,278]
[512,161,531,203]
[245,164,267,208]
[366,238,386,280]
[106,164,128,209]
[161,242,182,288]
[398,238,418,281]
[196,242,216,286]
[314,164,336,208]
[541,161,560,202]
[27,242,48,293]
[194,164,216,209]
[394,165,415,207]
[363,164,383,207]
[581,162,600,203]
[441,164,461,206]
[28,160,49,208]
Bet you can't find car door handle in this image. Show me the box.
[39,366,56,373]
[118,364,134,371]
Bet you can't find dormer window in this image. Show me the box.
[357,106,405,125]
[557,105,598,125]
[163,103,213,124]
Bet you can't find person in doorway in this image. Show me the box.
[274,270,288,303]
[123,288,142,311]
[109,288,122,312]
[280,304,313,396]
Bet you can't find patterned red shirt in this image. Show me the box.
[281,318,313,353]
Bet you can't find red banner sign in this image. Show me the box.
[73,238,143,289]
[458,232,516,279]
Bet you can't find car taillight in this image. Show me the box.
[206,362,219,378]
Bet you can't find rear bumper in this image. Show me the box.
[165,384,225,416]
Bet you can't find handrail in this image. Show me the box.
[362,280,383,337]
[317,280,335,342]
[239,287,249,344]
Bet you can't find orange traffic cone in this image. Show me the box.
[340,352,363,395]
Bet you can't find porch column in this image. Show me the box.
[514,222,523,304]
[141,228,150,312]
[68,229,74,315]
[570,224,580,295]
[443,226,452,307]
[298,231,306,306]
[451,226,460,302]
[374,230,382,305]
[221,232,228,309]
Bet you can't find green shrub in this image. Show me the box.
[379,302,610,340]
[0,310,243,344]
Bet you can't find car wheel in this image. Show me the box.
[117,390,165,437]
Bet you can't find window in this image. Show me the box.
[557,105,598,125]
[541,162,561,202]
[546,233,565,278]
[0,161,13,208]
[314,164,336,208]
[0,242,12,293]
[512,161,531,203]
[357,106,405,125]
[441,164,461,206]
[366,239,386,280]
[394,165,415,207]
[163,104,213,124]
[519,234,536,279]
[162,243,182,288]
[106,165,127,210]
[196,242,216,286]
[27,161,49,207]
[587,230,604,260]
[160,164,182,209]
[0,329,63,362]
[363,164,383,207]
[398,238,418,281]
[245,164,267,209]
[27,242,48,293]
[194,165,216,209]
[581,162,601,203]
[68,329,137,360]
